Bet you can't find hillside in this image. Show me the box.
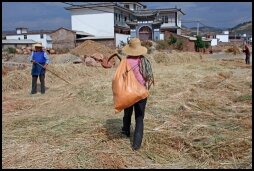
[182,21,252,36]
[230,21,252,35]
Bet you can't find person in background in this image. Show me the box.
[121,38,150,151]
[242,42,250,64]
[29,43,49,94]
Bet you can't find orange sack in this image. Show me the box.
[112,58,149,113]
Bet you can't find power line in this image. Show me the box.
[62,2,115,14]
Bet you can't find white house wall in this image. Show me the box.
[216,35,229,43]
[161,23,176,27]
[211,39,218,46]
[177,12,182,27]
[115,33,130,47]
[160,33,164,40]
[70,7,114,37]
[6,34,52,48]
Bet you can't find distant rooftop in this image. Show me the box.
[76,36,114,40]
[3,29,54,36]
[2,39,37,44]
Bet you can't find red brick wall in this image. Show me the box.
[164,31,196,52]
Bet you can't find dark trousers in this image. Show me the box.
[123,98,147,148]
[31,74,45,94]
[245,55,250,64]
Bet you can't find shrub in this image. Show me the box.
[205,42,210,49]
[176,40,183,50]
[141,40,153,48]
[168,35,177,45]
[7,47,16,54]
[195,36,205,52]
[156,40,169,50]
[141,40,153,54]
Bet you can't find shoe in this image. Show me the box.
[121,127,130,137]
[132,145,141,151]
[132,132,142,151]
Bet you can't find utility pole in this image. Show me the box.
[197,21,199,36]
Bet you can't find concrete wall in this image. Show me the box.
[153,29,160,41]
[160,33,164,40]
[211,38,218,46]
[71,7,114,37]
[115,33,130,47]
[130,30,136,38]
[51,29,76,50]
[216,34,229,43]
[177,29,181,35]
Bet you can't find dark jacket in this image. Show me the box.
[243,45,250,56]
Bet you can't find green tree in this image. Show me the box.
[195,36,205,52]
[168,35,177,45]
[7,47,16,54]
[176,40,183,50]
[205,42,210,49]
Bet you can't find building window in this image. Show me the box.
[40,34,44,39]
[115,13,117,21]
[162,16,165,23]
[168,13,175,23]
[165,16,168,23]
[18,37,20,40]
[119,14,121,21]
[124,4,129,9]
[124,16,127,21]
[24,35,27,39]
[133,4,136,10]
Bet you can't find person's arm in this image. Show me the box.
[43,51,50,68]
[30,51,35,63]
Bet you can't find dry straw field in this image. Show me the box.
[2,51,252,169]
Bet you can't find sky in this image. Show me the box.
[2,2,252,31]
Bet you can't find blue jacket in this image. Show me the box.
[30,51,49,76]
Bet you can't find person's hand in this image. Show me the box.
[43,64,48,69]
[31,60,36,64]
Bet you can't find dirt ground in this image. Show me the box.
[2,51,252,169]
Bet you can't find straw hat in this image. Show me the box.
[122,38,147,56]
[33,43,43,48]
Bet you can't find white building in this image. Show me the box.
[210,38,218,46]
[65,2,185,47]
[5,27,52,48]
[216,30,229,43]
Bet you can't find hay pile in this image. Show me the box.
[225,45,241,55]
[2,63,100,92]
[49,53,80,64]
[71,40,115,57]
[2,51,252,169]
[153,51,201,65]
[2,69,31,92]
